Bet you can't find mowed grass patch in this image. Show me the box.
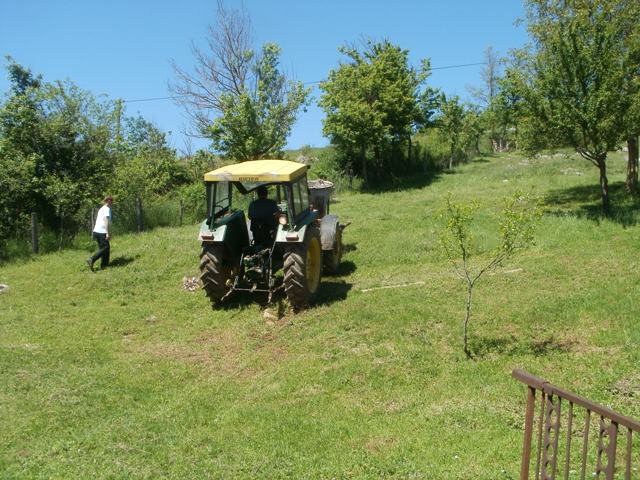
[1,152,639,478]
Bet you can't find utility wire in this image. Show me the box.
[122,61,486,103]
[124,95,177,103]
[430,61,486,70]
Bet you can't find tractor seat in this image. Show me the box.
[249,218,275,247]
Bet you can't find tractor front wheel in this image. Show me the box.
[199,244,231,305]
[283,225,322,310]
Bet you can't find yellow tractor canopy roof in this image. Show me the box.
[204,160,308,183]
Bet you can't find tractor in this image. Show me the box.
[198,159,345,310]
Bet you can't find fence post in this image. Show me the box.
[179,200,184,227]
[90,208,96,237]
[135,197,143,233]
[31,212,39,254]
[347,168,353,191]
[520,386,536,480]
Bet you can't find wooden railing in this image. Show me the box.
[513,369,640,480]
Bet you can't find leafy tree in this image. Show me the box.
[319,40,434,183]
[0,150,37,247]
[461,105,485,156]
[440,192,539,358]
[625,101,639,194]
[207,43,310,160]
[170,1,309,160]
[119,115,170,156]
[437,94,466,170]
[0,59,115,243]
[515,0,640,211]
[468,47,509,151]
[619,1,640,194]
[492,66,528,151]
[0,61,42,247]
[6,56,41,95]
[319,45,383,183]
[184,149,220,183]
[113,114,188,201]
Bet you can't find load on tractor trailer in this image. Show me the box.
[198,159,346,310]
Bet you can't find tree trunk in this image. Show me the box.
[360,144,368,185]
[463,283,473,358]
[597,158,610,213]
[626,136,639,195]
[449,143,454,170]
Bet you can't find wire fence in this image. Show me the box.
[2,196,206,260]
[6,168,368,260]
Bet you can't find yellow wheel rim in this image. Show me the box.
[306,236,321,294]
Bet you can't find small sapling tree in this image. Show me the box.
[439,192,539,358]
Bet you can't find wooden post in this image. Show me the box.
[91,208,96,237]
[31,213,39,254]
[136,197,143,233]
[179,200,184,227]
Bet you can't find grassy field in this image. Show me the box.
[1,152,639,479]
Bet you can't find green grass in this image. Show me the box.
[1,152,639,479]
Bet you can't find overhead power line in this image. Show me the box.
[124,95,177,103]
[430,61,486,70]
[122,61,486,103]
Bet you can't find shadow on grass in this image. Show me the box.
[443,153,495,170]
[468,335,517,358]
[362,153,498,194]
[328,260,356,277]
[543,181,640,227]
[343,243,357,253]
[108,256,137,268]
[469,334,575,359]
[471,157,492,164]
[314,280,353,307]
[218,290,266,312]
[362,169,442,194]
[216,278,353,313]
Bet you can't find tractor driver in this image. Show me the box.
[248,186,279,244]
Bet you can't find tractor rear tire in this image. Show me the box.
[323,226,342,275]
[199,244,231,305]
[283,225,322,310]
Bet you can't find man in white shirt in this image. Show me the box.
[87,196,113,271]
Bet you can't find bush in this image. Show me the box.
[414,128,485,171]
[307,148,363,192]
[176,182,207,224]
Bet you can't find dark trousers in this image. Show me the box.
[91,232,110,268]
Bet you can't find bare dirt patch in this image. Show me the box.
[364,435,398,453]
[608,374,640,399]
[127,328,248,377]
[127,326,290,378]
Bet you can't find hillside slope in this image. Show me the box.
[1,152,639,478]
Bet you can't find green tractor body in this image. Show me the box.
[198,160,344,310]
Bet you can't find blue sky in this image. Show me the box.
[0,0,528,153]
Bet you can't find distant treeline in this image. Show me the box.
[2,0,639,257]
[0,58,222,257]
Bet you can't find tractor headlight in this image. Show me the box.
[278,214,288,225]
